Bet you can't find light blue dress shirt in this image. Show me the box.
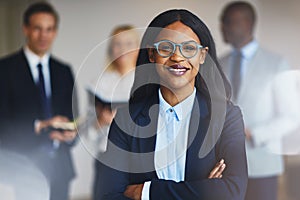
[232,40,259,79]
[141,88,196,199]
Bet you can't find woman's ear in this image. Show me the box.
[199,47,209,64]
[147,46,155,63]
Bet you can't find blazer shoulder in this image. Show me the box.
[50,55,72,69]
[130,92,159,120]
[254,47,290,71]
[49,55,75,79]
[218,52,232,73]
[226,102,242,118]
[256,47,287,64]
[219,52,231,61]
[219,53,231,64]
[0,50,26,77]
[223,102,245,137]
[0,50,24,65]
[256,47,279,58]
[114,92,158,131]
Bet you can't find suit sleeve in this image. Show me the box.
[0,60,38,149]
[49,62,78,146]
[68,66,79,120]
[149,105,248,200]
[60,65,79,120]
[63,66,79,146]
[0,65,11,143]
[97,119,132,200]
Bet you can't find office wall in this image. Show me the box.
[259,0,300,68]
[47,0,300,198]
[0,0,45,57]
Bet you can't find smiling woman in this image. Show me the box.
[97,9,248,200]
[148,21,208,106]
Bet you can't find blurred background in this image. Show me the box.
[1,0,299,199]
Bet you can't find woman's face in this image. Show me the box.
[149,21,207,93]
[111,31,139,67]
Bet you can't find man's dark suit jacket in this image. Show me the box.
[0,49,77,182]
[97,90,248,200]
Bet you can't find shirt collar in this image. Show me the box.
[24,46,50,67]
[158,88,196,121]
[236,39,259,60]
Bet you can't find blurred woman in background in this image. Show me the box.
[83,24,140,200]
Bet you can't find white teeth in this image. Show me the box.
[169,68,187,72]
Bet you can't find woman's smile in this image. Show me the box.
[167,64,191,76]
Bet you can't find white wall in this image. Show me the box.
[0,0,40,57]
[48,0,300,198]
[258,0,300,68]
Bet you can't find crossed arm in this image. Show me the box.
[124,159,226,200]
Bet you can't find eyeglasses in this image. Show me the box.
[153,40,204,59]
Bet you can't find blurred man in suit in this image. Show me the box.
[219,1,299,200]
[0,2,78,200]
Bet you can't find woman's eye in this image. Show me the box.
[160,45,172,52]
[183,45,196,51]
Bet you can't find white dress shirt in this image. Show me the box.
[84,70,135,156]
[141,88,196,199]
[24,46,51,98]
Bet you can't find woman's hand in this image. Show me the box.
[208,159,226,179]
[123,183,144,200]
[123,159,226,199]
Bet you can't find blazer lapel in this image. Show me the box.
[133,92,159,177]
[17,51,42,108]
[238,47,265,102]
[18,50,39,93]
[185,92,210,180]
[48,57,57,113]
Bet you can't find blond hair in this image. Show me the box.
[106,25,139,72]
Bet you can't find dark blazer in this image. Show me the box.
[98,90,248,200]
[0,49,77,181]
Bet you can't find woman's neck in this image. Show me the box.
[160,86,194,107]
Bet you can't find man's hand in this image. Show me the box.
[123,183,144,200]
[245,128,252,141]
[35,115,77,142]
[208,159,226,179]
[49,130,77,142]
[35,115,69,134]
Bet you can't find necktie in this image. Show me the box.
[231,50,242,101]
[37,63,52,119]
[37,63,58,155]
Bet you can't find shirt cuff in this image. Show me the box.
[34,119,41,134]
[141,181,151,200]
